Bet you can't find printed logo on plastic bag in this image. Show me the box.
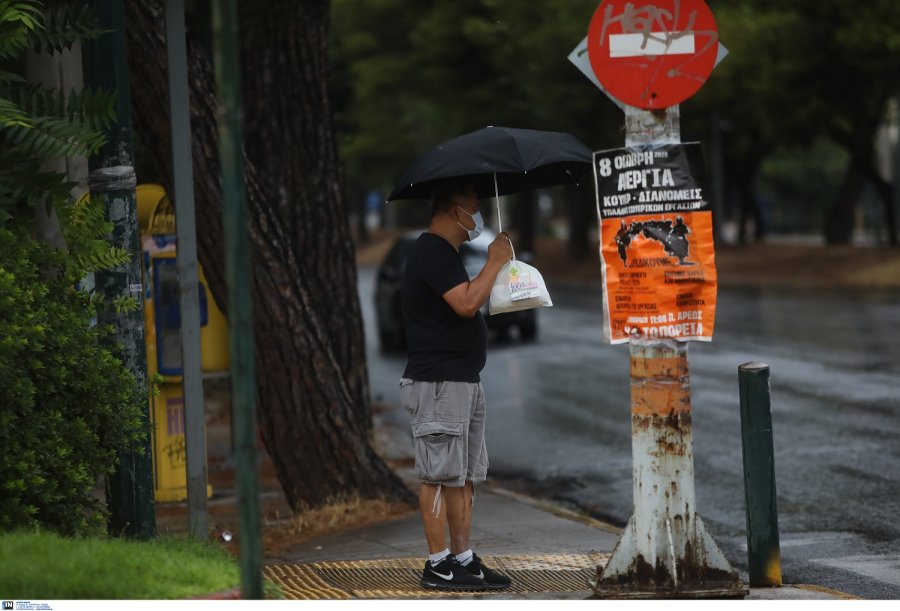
[508,262,540,301]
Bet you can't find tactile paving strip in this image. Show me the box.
[265,553,610,599]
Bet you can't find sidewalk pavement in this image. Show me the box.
[261,462,854,601]
[173,388,854,601]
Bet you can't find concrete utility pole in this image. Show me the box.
[82,0,155,539]
[590,109,745,600]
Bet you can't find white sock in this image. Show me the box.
[429,549,450,566]
[456,549,474,566]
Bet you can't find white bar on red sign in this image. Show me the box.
[608,33,695,58]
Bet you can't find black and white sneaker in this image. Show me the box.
[421,555,487,591]
[464,553,512,590]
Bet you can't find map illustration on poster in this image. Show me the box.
[593,143,717,344]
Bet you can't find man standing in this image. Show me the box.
[399,180,514,591]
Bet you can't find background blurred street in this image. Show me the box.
[359,232,900,599]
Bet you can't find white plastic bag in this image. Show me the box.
[489,259,553,315]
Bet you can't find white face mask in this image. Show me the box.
[456,206,484,241]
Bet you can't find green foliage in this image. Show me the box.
[0,93,29,126]
[58,192,131,272]
[689,1,900,237]
[0,531,243,599]
[0,0,41,60]
[0,222,146,535]
[0,0,115,215]
[10,84,117,130]
[0,2,145,535]
[331,0,615,194]
[29,0,106,54]
[333,0,900,240]
[758,139,849,233]
[5,113,106,156]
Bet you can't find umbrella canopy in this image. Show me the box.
[387,126,593,201]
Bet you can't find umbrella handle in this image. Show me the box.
[493,173,502,233]
[493,173,516,261]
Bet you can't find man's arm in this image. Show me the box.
[442,233,512,318]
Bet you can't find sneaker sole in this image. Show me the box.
[482,581,512,590]
[420,579,486,592]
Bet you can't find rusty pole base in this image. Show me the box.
[590,513,748,599]
[589,585,748,600]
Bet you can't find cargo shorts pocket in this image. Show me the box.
[399,378,416,414]
[412,421,464,484]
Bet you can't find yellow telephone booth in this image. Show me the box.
[137,184,229,502]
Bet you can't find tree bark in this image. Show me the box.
[124,0,412,509]
[825,97,890,246]
[824,155,866,245]
[727,159,765,244]
[862,159,898,246]
[511,191,537,255]
[566,183,593,262]
[238,0,371,428]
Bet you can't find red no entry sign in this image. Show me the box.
[587,0,718,110]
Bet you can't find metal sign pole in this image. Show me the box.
[166,0,208,540]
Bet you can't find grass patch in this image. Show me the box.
[0,530,240,599]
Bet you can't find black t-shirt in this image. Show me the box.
[401,232,488,382]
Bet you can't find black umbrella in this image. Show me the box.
[387,126,593,201]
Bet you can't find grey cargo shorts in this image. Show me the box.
[399,378,489,487]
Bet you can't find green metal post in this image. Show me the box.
[738,362,782,587]
[82,0,155,539]
[212,0,262,598]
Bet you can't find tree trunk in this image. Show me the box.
[736,182,765,243]
[862,160,898,246]
[510,191,536,255]
[566,183,593,262]
[347,181,369,244]
[124,0,412,509]
[729,165,763,244]
[825,103,888,246]
[824,156,866,245]
[26,46,86,252]
[238,0,371,428]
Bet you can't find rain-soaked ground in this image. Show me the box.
[358,267,900,599]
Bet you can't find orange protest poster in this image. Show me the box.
[593,143,717,344]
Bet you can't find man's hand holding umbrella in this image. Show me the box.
[488,231,514,266]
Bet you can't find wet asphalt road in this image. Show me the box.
[358,266,900,599]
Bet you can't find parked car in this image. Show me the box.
[374,229,538,351]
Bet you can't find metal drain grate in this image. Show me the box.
[265,553,609,599]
